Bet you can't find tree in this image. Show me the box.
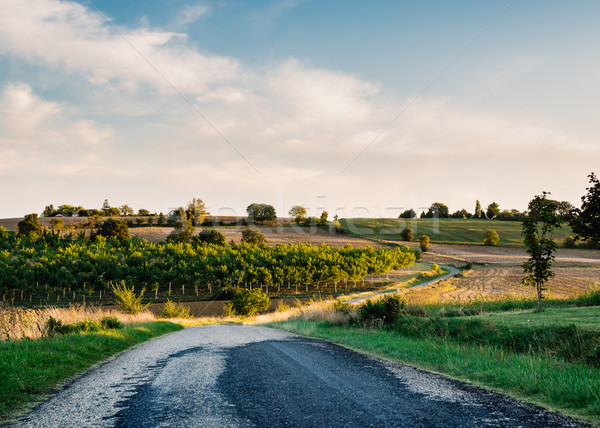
[289,205,307,223]
[246,203,277,223]
[425,203,449,218]
[570,172,600,247]
[98,218,130,241]
[17,214,43,237]
[400,227,413,242]
[42,205,55,217]
[486,202,500,219]
[157,213,166,226]
[102,199,111,215]
[419,235,430,252]
[120,205,134,216]
[522,192,562,311]
[138,209,150,216]
[451,209,469,219]
[167,216,195,243]
[318,211,329,226]
[483,230,500,246]
[187,198,207,225]
[241,228,267,245]
[474,200,482,218]
[399,209,416,219]
[229,288,270,316]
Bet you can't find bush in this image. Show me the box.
[431,263,442,274]
[100,316,123,329]
[46,317,102,336]
[98,218,130,241]
[563,235,576,248]
[230,288,270,316]
[400,227,413,242]
[358,294,406,325]
[483,229,500,246]
[419,235,430,252]
[241,228,267,245]
[195,229,227,246]
[332,300,352,315]
[111,281,150,314]
[158,299,192,319]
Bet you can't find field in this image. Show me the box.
[339,218,575,246]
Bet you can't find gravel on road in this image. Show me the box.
[14,325,590,428]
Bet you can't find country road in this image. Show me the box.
[15,325,587,428]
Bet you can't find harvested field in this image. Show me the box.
[398,265,600,304]
[132,226,380,247]
[395,242,600,266]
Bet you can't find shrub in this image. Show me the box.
[46,317,102,336]
[483,229,500,246]
[196,229,227,246]
[563,235,576,248]
[230,288,270,317]
[241,228,267,245]
[332,300,352,315]
[431,263,442,274]
[111,281,150,314]
[419,235,430,252]
[400,227,413,242]
[98,218,130,241]
[158,299,192,319]
[358,294,406,325]
[17,214,43,237]
[100,316,123,329]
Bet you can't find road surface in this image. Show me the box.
[15,325,587,427]
[348,265,461,304]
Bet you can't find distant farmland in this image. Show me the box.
[339,218,575,247]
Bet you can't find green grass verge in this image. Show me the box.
[339,218,575,246]
[0,321,183,423]
[475,306,600,331]
[269,320,600,425]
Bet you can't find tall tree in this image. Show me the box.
[474,200,482,218]
[522,192,562,311]
[570,172,600,247]
[120,205,134,216]
[425,202,449,218]
[187,198,207,225]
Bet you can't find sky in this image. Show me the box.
[1,0,599,219]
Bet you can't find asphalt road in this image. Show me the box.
[15,325,588,428]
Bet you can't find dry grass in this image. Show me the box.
[0,304,157,341]
[396,265,600,305]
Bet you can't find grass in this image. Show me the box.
[339,218,575,246]
[269,320,600,426]
[475,306,600,331]
[0,321,183,423]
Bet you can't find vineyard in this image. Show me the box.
[0,228,417,307]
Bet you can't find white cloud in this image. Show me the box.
[0,0,240,93]
[172,4,211,27]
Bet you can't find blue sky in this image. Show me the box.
[0,0,599,218]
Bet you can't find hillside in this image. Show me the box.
[339,218,575,247]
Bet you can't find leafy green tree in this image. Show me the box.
[399,209,416,219]
[98,218,130,240]
[483,230,500,246]
[451,209,469,219]
[474,200,482,218]
[138,209,150,216]
[289,205,307,223]
[168,216,195,243]
[419,235,430,252]
[57,205,83,216]
[569,172,600,247]
[187,198,207,225]
[157,213,166,226]
[241,228,267,245]
[522,192,562,311]
[486,202,500,219]
[425,203,449,218]
[319,211,329,226]
[400,227,413,242]
[42,205,55,217]
[246,203,277,223]
[111,281,149,314]
[120,205,134,216]
[17,214,43,237]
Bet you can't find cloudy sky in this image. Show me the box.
[1,0,599,219]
